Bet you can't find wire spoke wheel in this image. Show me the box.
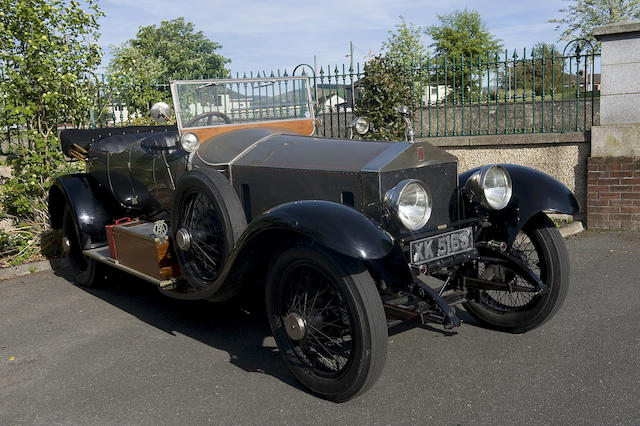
[280,263,354,376]
[464,214,570,333]
[481,231,542,311]
[178,191,225,283]
[170,170,247,295]
[266,243,387,402]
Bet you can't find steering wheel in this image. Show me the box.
[185,111,232,127]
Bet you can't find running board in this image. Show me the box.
[83,247,178,289]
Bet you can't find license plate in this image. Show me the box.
[410,227,474,265]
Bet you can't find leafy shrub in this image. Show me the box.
[354,55,413,141]
[0,0,102,265]
[0,133,81,265]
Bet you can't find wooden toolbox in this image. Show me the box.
[112,222,180,281]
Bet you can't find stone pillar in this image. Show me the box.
[588,22,640,230]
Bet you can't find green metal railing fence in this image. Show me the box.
[309,45,600,139]
[1,43,600,155]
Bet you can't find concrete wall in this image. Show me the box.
[589,21,640,230]
[594,22,640,127]
[420,132,590,220]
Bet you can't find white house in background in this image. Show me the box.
[318,93,348,113]
[422,85,452,104]
[188,93,253,116]
[107,105,131,124]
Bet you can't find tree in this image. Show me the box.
[425,9,502,100]
[110,17,229,79]
[426,9,502,59]
[107,18,230,119]
[505,43,565,97]
[381,16,428,66]
[0,0,103,264]
[549,0,640,45]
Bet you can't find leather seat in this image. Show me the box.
[92,131,179,154]
[140,132,180,150]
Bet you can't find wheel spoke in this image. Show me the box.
[191,240,217,268]
[191,236,221,256]
[279,263,353,375]
[480,230,542,311]
[178,191,225,283]
[307,324,349,355]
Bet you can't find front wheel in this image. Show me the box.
[265,244,388,402]
[464,214,570,333]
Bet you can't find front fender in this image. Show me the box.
[242,200,395,260]
[164,200,396,302]
[49,174,124,249]
[460,165,580,244]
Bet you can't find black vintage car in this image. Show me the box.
[50,76,579,402]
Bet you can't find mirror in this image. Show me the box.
[150,102,172,123]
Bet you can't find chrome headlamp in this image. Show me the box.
[179,132,200,153]
[464,165,513,210]
[384,179,432,231]
[352,117,370,135]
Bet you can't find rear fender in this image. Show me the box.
[49,174,125,249]
[460,164,580,245]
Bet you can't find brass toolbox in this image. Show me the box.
[112,222,180,280]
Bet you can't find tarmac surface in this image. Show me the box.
[1,231,639,424]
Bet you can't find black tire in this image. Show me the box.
[61,205,104,287]
[171,170,247,290]
[265,244,388,402]
[464,214,570,333]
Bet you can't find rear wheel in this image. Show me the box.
[60,206,103,287]
[464,214,570,333]
[265,244,387,402]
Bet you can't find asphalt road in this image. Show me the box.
[1,231,639,425]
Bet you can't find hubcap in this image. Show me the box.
[284,312,307,341]
[61,236,71,255]
[175,228,191,251]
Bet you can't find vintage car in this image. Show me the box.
[50,75,579,402]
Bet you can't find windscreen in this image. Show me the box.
[172,77,313,130]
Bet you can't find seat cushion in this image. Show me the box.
[59,126,178,156]
[93,131,179,154]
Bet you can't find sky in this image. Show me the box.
[97,0,570,75]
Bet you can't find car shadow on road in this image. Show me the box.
[51,257,472,395]
[51,258,308,394]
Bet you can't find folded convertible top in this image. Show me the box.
[59,125,177,156]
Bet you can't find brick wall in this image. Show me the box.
[587,157,640,230]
